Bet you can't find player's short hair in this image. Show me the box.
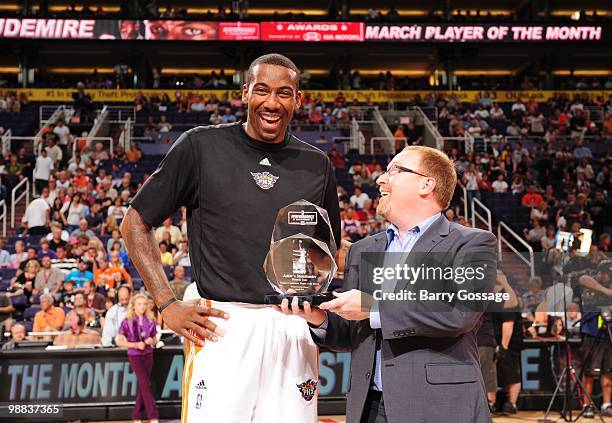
[401,145,457,209]
[246,53,300,89]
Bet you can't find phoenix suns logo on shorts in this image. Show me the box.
[296,378,318,401]
[251,171,279,190]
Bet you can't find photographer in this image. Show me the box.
[578,261,612,418]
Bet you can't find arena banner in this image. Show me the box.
[365,24,604,42]
[0,19,221,40]
[1,88,611,104]
[219,22,259,41]
[0,347,350,404]
[0,19,606,43]
[260,21,364,42]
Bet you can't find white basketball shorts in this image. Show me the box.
[181,283,319,423]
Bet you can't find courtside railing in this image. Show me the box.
[471,197,492,233]
[498,221,535,278]
[457,182,468,219]
[0,200,6,237]
[11,178,29,228]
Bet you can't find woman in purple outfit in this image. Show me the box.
[116,293,160,423]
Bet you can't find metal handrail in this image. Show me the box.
[471,197,492,232]
[498,221,535,278]
[11,177,29,228]
[464,132,475,154]
[457,182,468,219]
[414,105,444,150]
[0,200,6,237]
[1,128,11,154]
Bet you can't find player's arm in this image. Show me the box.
[121,208,227,346]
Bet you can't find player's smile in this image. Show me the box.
[243,63,302,143]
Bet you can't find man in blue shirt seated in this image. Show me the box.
[65,260,94,291]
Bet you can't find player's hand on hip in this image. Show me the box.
[161,299,229,346]
[319,289,372,321]
[275,297,326,327]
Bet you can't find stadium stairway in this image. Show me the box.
[470,192,533,285]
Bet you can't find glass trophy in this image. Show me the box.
[264,199,338,306]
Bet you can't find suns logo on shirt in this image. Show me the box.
[296,378,318,401]
[251,171,279,190]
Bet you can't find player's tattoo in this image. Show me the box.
[120,207,175,306]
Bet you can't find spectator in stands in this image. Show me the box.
[53,119,72,155]
[494,307,523,415]
[53,312,101,347]
[159,241,174,266]
[33,148,54,193]
[70,219,96,239]
[154,218,182,244]
[126,143,143,163]
[492,174,509,193]
[105,252,132,288]
[46,222,69,251]
[91,142,110,164]
[108,197,128,225]
[85,201,105,232]
[21,195,50,236]
[173,241,191,267]
[349,186,370,209]
[521,185,544,208]
[20,248,40,271]
[0,294,14,333]
[65,292,96,327]
[115,293,160,423]
[353,167,373,189]
[33,294,65,333]
[38,238,56,259]
[7,260,38,303]
[570,110,587,140]
[530,201,549,224]
[190,95,206,112]
[34,255,65,298]
[61,193,86,232]
[8,240,27,269]
[573,138,593,159]
[1,322,26,349]
[0,239,10,267]
[222,108,237,123]
[83,280,106,317]
[65,260,94,291]
[102,285,131,347]
[169,266,189,299]
[463,163,482,210]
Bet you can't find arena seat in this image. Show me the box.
[23,305,41,320]
[11,295,28,307]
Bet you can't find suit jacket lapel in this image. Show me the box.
[411,214,451,255]
[398,215,451,292]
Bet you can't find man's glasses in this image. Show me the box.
[385,164,429,178]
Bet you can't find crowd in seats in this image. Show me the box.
[435,91,612,142]
[0,117,192,346]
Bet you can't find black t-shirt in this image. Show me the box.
[476,313,496,347]
[131,123,341,303]
[493,309,523,352]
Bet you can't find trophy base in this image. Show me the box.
[264,293,335,307]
